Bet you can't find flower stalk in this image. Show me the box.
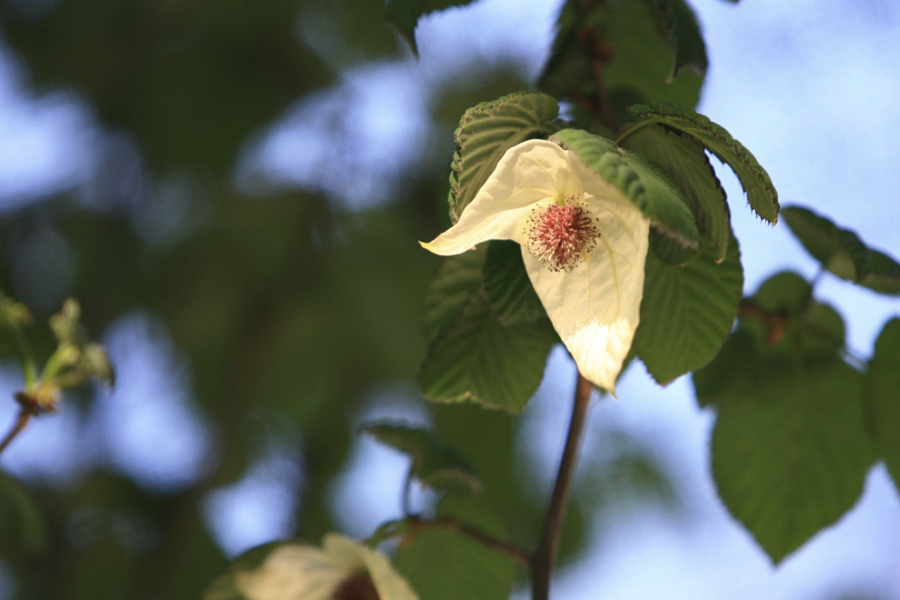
[532,371,594,600]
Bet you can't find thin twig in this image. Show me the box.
[409,516,532,567]
[532,372,594,600]
[0,408,33,455]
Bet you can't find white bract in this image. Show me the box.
[236,534,419,600]
[422,139,650,393]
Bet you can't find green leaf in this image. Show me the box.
[866,318,900,493]
[538,0,704,123]
[449,92,561,222]
[711,358,873,563]
[657,0,708,79]
[626,103,779,224]
[385,0,477,57]
[635,233,743,384]
[620,123,729,261]
[0,290,32,360]
[419,291,557,412]
[393,497,518,600]
[552,128,700,254]
[781,205,900,295]
[482,241,546,325]
[423,247,487,343]
[693,271,872,562]
[0,472,47,555]
[361,423,482,495]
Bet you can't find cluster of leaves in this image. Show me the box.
[420,89,773,410]
[404,0,900,575]
[0,294,112,414]
[0,0,897,597]
[694,207,900,563]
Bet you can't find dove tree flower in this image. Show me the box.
[421,139,651,393]
[234,534,419,600]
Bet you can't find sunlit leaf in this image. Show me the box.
[781,205,900,295]
[627,104,779,224]
[621,123,729,261]
[553,128,699,255]
[362,423,482,495]
[635,234,742,384]
[449,92,561,222]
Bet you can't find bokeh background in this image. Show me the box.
[0,0,898,598]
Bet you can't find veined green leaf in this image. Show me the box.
[394,497,518,600]
[635,234,743,385]
[423,247,487,344]
[386,0,478,57]
[362,423,481,495]
[482,241,547,325]
[553,128,700,254]
[626,103,779,224]
[419,291,556,412]
[781,205,900,295]
[866,318,900,494]
[711,358,873,563]
[621,123,729,261]
[449,92,561,222]
[693,270,872,563]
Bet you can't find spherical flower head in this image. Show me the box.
[235,534,419,600]
[421,139,650,393]
[525,194,601,272]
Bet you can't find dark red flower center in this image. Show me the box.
[524,195,601,272]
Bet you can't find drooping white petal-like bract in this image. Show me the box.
[422,139,650,393]
[236,534,419,600]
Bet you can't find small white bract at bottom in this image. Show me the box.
[236,534,420,600]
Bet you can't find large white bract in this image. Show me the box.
[236,534,419,600]
[422,139,650,393]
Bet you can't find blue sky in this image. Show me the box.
[0,0,898,598]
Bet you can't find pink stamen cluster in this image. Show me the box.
[524,195,601,272]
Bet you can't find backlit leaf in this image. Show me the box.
[781,205,900,295]
[866,318,900,493]
[627,103,779,223]
[621,123,729,261]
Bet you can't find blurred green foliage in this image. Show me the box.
[0,0,683,597]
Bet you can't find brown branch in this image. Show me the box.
[531,371,593,600]
[0,393,44,455]
[408,516,532,567]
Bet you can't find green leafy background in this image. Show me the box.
[0,0,898,598]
